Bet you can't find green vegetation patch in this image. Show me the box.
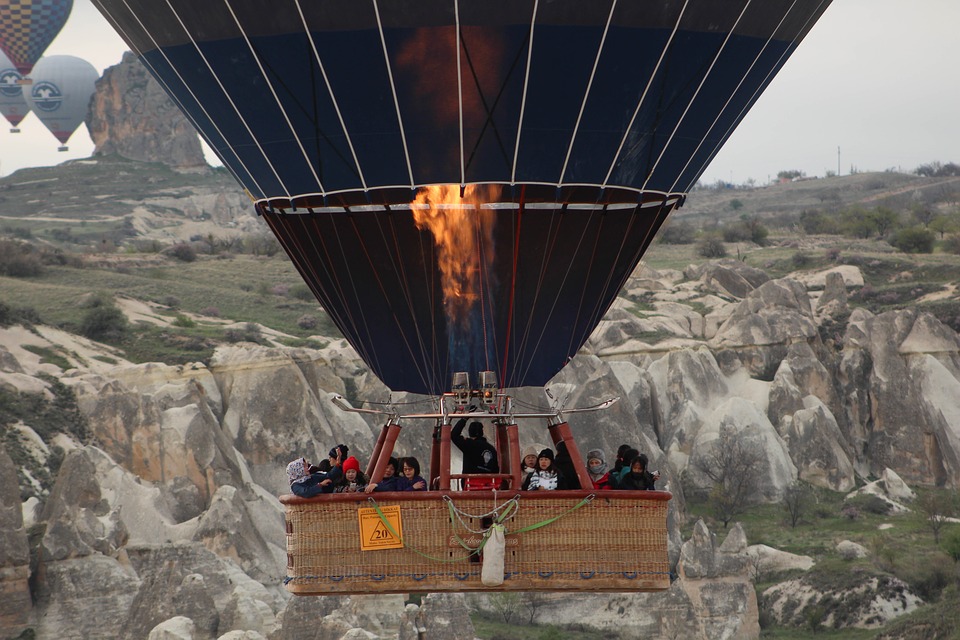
[19,344,72,371]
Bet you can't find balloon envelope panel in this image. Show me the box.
[0,0,73,75]
[92,0,832,202]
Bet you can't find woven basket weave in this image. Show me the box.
[281,489,671,594]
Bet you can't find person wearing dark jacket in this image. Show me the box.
[617,454,657,491]
[365,457,403,493]
[398,456,427,491]
[452,412,499,490]
[553,440,580,489]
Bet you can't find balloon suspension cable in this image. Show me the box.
[328,370,618,423]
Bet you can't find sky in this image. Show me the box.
[0,0,957,185]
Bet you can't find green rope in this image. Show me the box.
[366,494,594,564]
[507,495,594,534]
[368,498,477,563]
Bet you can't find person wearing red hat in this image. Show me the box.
[333,456,368,493]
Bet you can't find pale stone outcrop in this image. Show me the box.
[762,574,922,629]
[845,468,916,514]
[72,363,240,518]
[815,271,851,318]
[745,545,814,574]
[194,485,286,587]
[209,345,376,496]
[89,51,206,168]
[148,616,196,640]
[685,260,770,299]
[31,554,141,640]
[839,309,960,485]
[712,279,819,379]
[836,540,868,560]
[472,522,758,639]
[779,396,855,492]
[687,398,797,501]
[0,448,31,637]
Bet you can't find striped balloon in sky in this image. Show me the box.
[0,0,72,75]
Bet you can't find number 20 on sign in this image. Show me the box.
[357,506,404,551]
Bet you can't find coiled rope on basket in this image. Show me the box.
[365,493,595,563]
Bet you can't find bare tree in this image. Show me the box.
[782,481,812,528]
[916,490,957,543]
[694,426,764,528]
[520,591,549,625]
[487,592,521,624]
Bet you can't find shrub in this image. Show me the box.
[79,305,128,343]
[889,226,935,254]
[169,243,197,262]
[657,220,696,244]
[171,314,195,328]
[161,296,181,309]
[792,251,812,268]
[271,283,290,297]
[0,250,43,278]
[199,306,220,317]
[697,236,727,258]
[290,284,314,301]
[847,493,892,515]
[943,233,960,255]
[225,323,262,344]
[297,314,318,330]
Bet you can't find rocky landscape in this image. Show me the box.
[2,51,960,640]
[2,253,959,639]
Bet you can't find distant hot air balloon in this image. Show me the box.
[91,0,834,395]
[0,0,72,76]
[0,49,28,131]
[22,54,97,151]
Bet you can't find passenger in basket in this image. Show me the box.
[286,457,334,498]
[586,448,612,490]
[617,454,657,491]
[613,444,633,475]
[398,456,427,491]
[522,448,562,490]
[364,456,402,493]
[553,440,580,489]
[520,445,540,487]
[333,456,368,493]
[611,447,639,489]
[324,444,348,486]
[452,407,499,490]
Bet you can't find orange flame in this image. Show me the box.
[412,185,496,328]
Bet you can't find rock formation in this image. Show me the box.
[87,52,207,169]
[3,254,960,639]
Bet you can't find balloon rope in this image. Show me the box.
[500,187,523,389]
[476,207,489,372]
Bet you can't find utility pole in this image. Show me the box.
[837,146,841,177]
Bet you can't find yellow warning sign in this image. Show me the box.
[358,505,404,551]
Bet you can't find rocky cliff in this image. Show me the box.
[2,259,959,639]
[87,51,208,169]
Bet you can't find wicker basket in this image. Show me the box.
[280,489,671,594]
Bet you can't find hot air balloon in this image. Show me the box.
[22,54,97,151]
[0,49,28,131]
[0,0,72,76]
[91,0,834,596]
